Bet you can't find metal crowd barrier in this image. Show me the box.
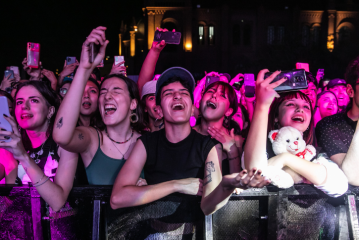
[0,184,359,240]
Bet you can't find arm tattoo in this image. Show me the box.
[203,161,215,186]
[56,117,63,129]
[78,133,84,140]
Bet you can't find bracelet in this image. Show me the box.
[228,155,239,161]
[33,174,45,185]
[33,177,49,187]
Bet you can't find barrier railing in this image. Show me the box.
[0,184,358,240]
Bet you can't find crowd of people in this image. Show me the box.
[0,26,358,227]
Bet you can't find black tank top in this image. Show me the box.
[139,129,219,185]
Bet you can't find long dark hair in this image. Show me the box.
[14,81,60,150]
[99,74,146,133]
[268,91,314,145]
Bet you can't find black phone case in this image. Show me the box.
[153,31,181,44]
[89,43,99,63]
[265,69,308,92]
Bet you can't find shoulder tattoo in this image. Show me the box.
[204,161,215,186]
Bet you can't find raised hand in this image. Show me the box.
[0,74,15,91]
[59,60,79,78]
[176,178,203,196]
[255,70,286,107]
[81,26,109,70]
[0,115,28,162]
[110,61,127,75]
[22,58,42,79]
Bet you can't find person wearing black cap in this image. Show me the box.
[316,56,359,186]
[327,78,350,113]
[111,67,268,220]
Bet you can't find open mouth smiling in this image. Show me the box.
[104,104,117,115]
[206,101,217,109]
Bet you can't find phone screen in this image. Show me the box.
[4,70,14,79]
[115,56,125,66]
[0,96,12,142]
[27,42,40,68]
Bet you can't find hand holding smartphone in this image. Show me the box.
[114,56,125,66]
[27,42,40,68]
[0,97,12,142]
[264,69,308,92]
[4,70,14,80]
[244,74,255,98]
[153,30,181,44]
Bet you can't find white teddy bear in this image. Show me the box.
[268,126,316,161]
[262,126,316,189]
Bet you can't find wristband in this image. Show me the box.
[33,174,45,185]
[33,177,49,187]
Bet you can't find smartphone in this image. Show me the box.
[244,74,255,97]
[205,76,220,89]
[89,43,100,63]
[0,96,12,142]
[296,62,309,72]
[114,56,125,66]
[153,30,181,44]
[264,69,308,92]
[4,70,14,79]
[27,42,40,68]
[9,66,19,75]
[66,57,77,65]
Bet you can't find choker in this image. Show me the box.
[105,128,134,144]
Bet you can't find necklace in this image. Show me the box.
[28,141,46,164]
[111,138,132,159]
[105,128,134,144]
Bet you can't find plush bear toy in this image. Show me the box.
[268,126,316,161]
[262,126,316,189]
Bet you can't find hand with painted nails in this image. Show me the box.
[225,168,270,190]
[0,115,28,162]
[151,27,171,52]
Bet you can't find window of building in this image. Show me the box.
[277,26,285,45]
[267,26,275,45]
[243,24,252,46]
[311,26,320,46]
[338,26,351,45]
[233,24,241,45]
[302,25,310,46]
[209,25,215,45]
[198,25,204,45]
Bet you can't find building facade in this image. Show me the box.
[122,0,359,78]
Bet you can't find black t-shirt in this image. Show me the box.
[316,113,357,158]
[139,128,219,185]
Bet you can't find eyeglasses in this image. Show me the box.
[59,88,68,95]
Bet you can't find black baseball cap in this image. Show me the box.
[155,67,195,105]
[327,78,347,89]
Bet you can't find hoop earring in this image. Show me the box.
[130,112,139,124]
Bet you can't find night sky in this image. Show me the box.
[1,0,144,75]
